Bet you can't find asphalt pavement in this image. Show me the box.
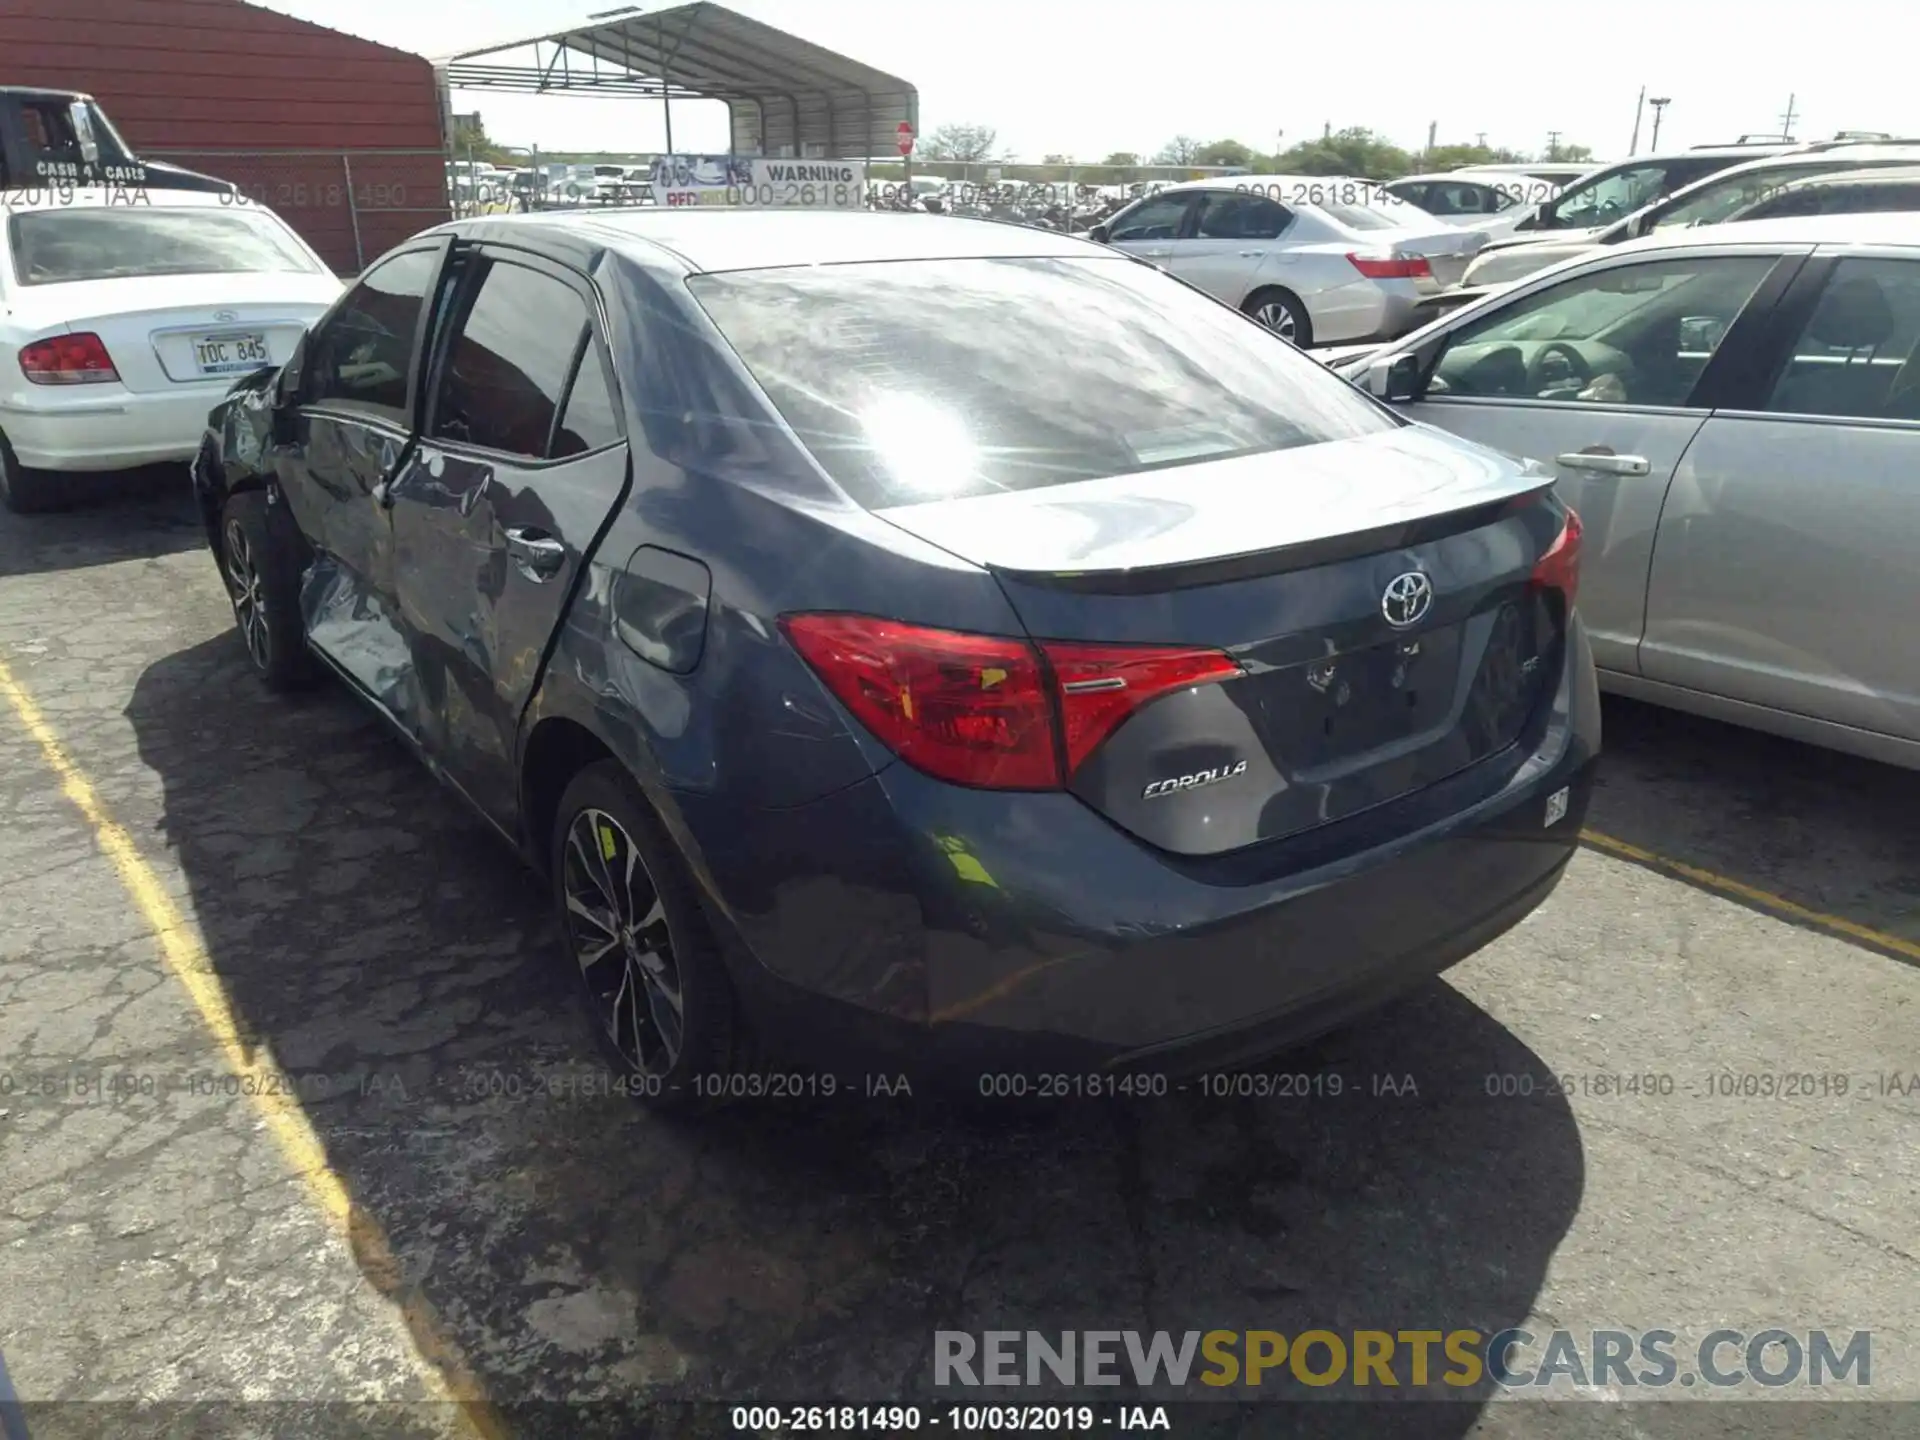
[0,474,1914,1440]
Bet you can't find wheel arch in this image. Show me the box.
[518,714,620,882]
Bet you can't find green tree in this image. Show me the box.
[1153,135,1204,166]
[1420,142,1527,172]
[1082,150,1141,184]
[1194,138,1257,168]
[919,123,1000,162]
[1273,126,1414,180]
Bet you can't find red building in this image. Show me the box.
[0,0,449,271]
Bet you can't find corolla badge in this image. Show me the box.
[1143,760,1248,800]
[1381,571,1434,628]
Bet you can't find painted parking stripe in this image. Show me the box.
[1583,828,1920,968]
[0,656,510,1440]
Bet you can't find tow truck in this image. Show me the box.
[1,86,232,195]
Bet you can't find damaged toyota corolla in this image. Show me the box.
[190,209,1599,1108]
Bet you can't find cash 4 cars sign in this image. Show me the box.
[647,155,868,209]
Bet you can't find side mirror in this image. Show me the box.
[275,331,309,407]
[1088,223,1111,244]
[68,102,102,165]
[1364,353,1423,403]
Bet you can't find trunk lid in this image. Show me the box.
[1388,226,1487,291]
[876,428,1568,857]
[12,274,339,394]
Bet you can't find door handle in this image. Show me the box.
[504,527,567,581]
[1238,249,1266,257]
[1555,451,1650,476]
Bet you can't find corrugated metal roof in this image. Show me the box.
[435,2,916,161]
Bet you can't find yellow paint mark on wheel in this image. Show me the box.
[0,656,511,1440]
[1582,828,1920,966]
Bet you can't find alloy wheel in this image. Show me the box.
[224,519,270,671]
[561,808,684,1075]
[1254,301,1298,341]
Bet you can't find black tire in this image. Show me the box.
[549,760,751,1111]
[1243,287,1313,347]
[220,489,317,691]
[0,432,57,514]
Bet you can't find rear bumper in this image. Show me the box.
[680,617,1602,1083]
[0,385,226,470]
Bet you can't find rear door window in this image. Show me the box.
[1194,191,1291,240]
[428,259,593,459]
[1761,258,1920,420]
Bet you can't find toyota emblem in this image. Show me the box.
[1381,571,1434,628]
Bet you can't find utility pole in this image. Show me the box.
[1546,129,1561,161]
[1648,97,1670,150]
[1426,120,1437,164]
[1777,93,1798,140]
[1476,131,1487,149]
[1629,86,1646,156]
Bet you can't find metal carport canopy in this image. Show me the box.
[434,1,917,160]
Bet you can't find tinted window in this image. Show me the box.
[687,256,1395,508]
[1652,163,1848,231]
[8,207,319,285]
[1550,165,1669,228]
[430,261,588,458]
[1433,255,1774,408]
[553,347,621,457]
[304,249,438,418]
[1107,194,1190,242]
[1195,191,1290,240]
[1763,259,1920,421]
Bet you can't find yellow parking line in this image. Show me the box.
[0,656,510,1440]
[1581,827,1920,966]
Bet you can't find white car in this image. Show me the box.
[1,187,340,511]
[1383,169,1566,240]
[1091,175,1488,346]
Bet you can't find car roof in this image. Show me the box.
[1392,171,1533,186]
[1773,163,1920,186]
[445,207,1105,273]
[1611,211,1920,253]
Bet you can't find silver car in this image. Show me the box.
[1462,143,1920,287]
[1090,176,1486,346]
[1337,213,1920,769]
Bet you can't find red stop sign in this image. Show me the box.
[896,122,915,156]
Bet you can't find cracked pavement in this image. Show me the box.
[0,473,1916,1439]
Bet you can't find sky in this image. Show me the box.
[263,0,1913,162]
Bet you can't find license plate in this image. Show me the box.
[1544,786,1570,828]
[192,332,269,375]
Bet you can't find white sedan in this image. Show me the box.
[0,188,341,512]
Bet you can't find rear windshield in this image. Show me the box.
[1318,201,1405,231]
[687,256,1395,507]
[7,207,320,285]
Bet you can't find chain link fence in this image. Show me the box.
[143,148,452,276]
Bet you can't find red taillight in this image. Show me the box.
[19,332,119,385]
[780,614,1240,791]
[1530,506,1583,607]
[1347,252,1433,281]
[1039,640,1244,776]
